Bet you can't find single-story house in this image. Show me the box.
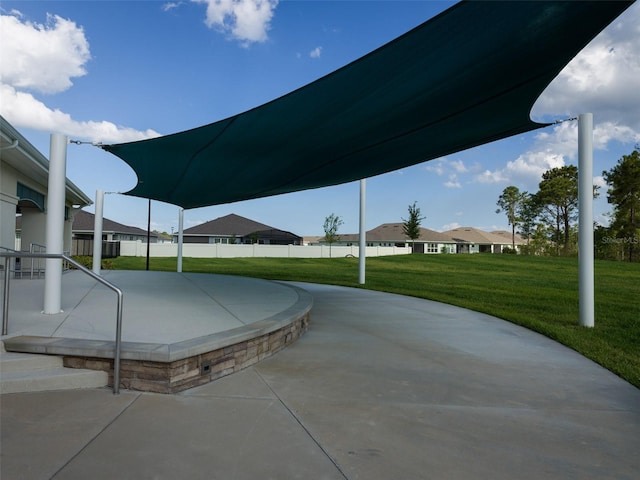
[319,223,458,254]
[490,230,527,246]
[302,236,324,246]
[15,209,158,257]
[177,214,302,245]
[316,223,527,254]
[442,227,525,253]
[72,210,158,243]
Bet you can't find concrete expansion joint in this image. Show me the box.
[253,368,350,480]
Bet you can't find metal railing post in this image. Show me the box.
[114,287,123,394]
[29,243,47,278]
[0,251,124,394]
[3,256,10,335]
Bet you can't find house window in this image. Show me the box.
[426,243,439,253]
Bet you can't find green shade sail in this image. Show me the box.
[102,1,633,209]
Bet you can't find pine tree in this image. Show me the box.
[603,147,640,262]
[496,186,525,251]
[534,166,579,255]
[402,201,425,253]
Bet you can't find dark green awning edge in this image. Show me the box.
[102,1,634,209]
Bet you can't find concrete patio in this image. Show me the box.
[1,273,639,479]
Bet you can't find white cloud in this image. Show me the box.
[474,125,568,187]
[0,11,160,143]
[1,84,160,143]
[425,157,471,188]
[484,122,575,185]
[443,174,461,189]
[449,159,468,173]
[162,2,184,12]
[192,0,278,46]
[594,175,607,190]
[474,3,640,191]
[424,161,445,176]
[475,169,508,185]
[0,13,90,94]
[532,2,640,132]
[474,119,640,189]
[592,121,640,149]
[309,46,322,58]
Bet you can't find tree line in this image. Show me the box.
[321,147,638,262]
[496,146,639,262]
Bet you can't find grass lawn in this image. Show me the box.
[110,254,640,389]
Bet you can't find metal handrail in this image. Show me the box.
[26,243,71,275]
[29,243,46,279]
[0,246,19,278]
[1,252,123,394]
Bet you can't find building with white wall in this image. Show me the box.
[177,213,302,245]
[0,116,92,253]
[72,210,157,243]
[320,223,525,254]
[323,223,458,254]
[442,227,525,254]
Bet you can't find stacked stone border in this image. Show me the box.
[4,284,312,394]
[63,314,309,393]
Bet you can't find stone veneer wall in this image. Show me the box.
[63,313,310,394]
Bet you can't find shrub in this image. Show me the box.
[70,256,114,270]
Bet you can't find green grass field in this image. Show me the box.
[110,254,640,389]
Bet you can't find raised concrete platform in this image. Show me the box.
[2,271,312,392]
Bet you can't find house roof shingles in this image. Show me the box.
[491,230,526,244]
[183,214,273,236]
[370,223,454,242]
[443,227,523,245]
[73,210,155,237]
[335,224,525,245]
[338,223,455,243]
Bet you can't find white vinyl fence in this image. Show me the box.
[120,241,410,259]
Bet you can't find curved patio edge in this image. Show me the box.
[3,283,313,394]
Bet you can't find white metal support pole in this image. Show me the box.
[92,190,104,274]
[177,208,184,273]
[145,199,151,271]
[43,133,67,314]
[578,113,595,328]
[359,179,366,284]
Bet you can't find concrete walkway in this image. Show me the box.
[2,281,639,479]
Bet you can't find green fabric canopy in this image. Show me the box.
[103,0,633,209]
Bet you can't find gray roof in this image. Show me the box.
[183,214,274,236]
[73,210,155,237]
[339,223,455,243]
[490,230,526,243]
[336,224,526,245]
[443,227,523,245]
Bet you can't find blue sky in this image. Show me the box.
[2,0,639,237]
